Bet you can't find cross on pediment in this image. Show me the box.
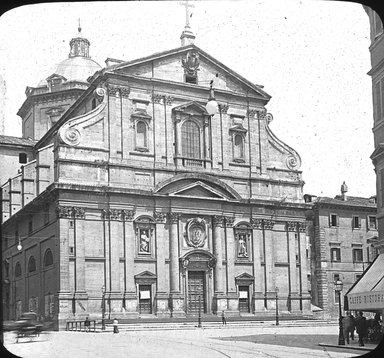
[180,0,194,27]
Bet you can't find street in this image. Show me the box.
[3,322,376,358]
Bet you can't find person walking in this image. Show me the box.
[221,310,226,326]
[84,316,91,333]
[113,318,119,334]
[342,312,355,344]
[355,311,367,346]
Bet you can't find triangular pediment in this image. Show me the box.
[134,271,157,279]
[170,181,227,200]
[103,44,270,100]
[236,273,254,280]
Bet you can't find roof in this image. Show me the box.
[346,253,384,311]
[0,135,36,147]
[91,43,271,100]
[314,195,377,209]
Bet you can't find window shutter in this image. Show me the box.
[358,217,361,229]
[336,215,339,227]
[329,214,331,227]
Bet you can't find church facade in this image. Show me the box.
[1,24,312,329]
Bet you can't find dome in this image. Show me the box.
[54,56,101,82]
[37,25,101,87]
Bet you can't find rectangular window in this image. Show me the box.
[368,216,377,230]
[353,248,363,263]
[355,274,362,282]
[352,216,360,229]
[331,247,341,262]
[329,214,338,227]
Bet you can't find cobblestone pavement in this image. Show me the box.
[3,324,377,358]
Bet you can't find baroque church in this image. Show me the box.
[1,13,312,329]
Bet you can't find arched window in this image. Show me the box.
[43,249,53,267]
[28,256,36,273]
[233,134,244,160]
[15,262,22,277]
[136,121,148,149]
[181,120,200,158]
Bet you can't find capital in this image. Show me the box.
[212,215,224,228]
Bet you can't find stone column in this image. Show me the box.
[212,215,227,313]
[298,222,311,312]
[73,207,88,317]
[123,209,138,318]
[154,211,170,317]
[55,206,73,330]
[224,216,238,315]
[251,218,265,313]
[168,212,185,317]
[287,221,300,312]
[263,219,276,310]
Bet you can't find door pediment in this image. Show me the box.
[170,181,227,200]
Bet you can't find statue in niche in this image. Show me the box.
[238,234,248,258]
[139,229,150,253]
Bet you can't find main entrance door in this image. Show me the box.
[188,271,205,315]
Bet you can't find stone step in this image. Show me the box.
[102,319,336,331]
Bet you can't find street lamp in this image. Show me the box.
[17,236,22,251]
[198,295,202,328]
[101,285,106,330]
[275,286,279,326]
[334,279,345,345]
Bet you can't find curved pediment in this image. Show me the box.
[155,174,241,201]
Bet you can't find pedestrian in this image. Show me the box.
[355,311,367,346]
[221,310,226,326]
[113,318,119,334]
[84,316,90,333]
[342,312,355,344]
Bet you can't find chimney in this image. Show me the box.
[340,181,348,201]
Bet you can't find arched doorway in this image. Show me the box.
[180,250,216,315]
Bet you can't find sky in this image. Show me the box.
[0,0,376,198]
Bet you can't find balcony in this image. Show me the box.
[174,157,212,169]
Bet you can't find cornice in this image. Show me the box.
[18,88,85,118]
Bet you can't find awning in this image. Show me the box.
[346,253,384,311]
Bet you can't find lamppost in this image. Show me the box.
[101,285,106,330]
[275,286,279,326]
[198,295,202,328]
[334,279,345,345]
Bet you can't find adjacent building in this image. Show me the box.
[1,19,312,329]
[346,5,384,317]
[305,183,378,319]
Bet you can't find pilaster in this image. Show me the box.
[168,212,185,317]
[212,215,227,313]
[263,219,275,310]
[287,221,300,312]
[123,209,139,318]
[154,211,170,317]
[224,216,238,314]
[251,218,265,312]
